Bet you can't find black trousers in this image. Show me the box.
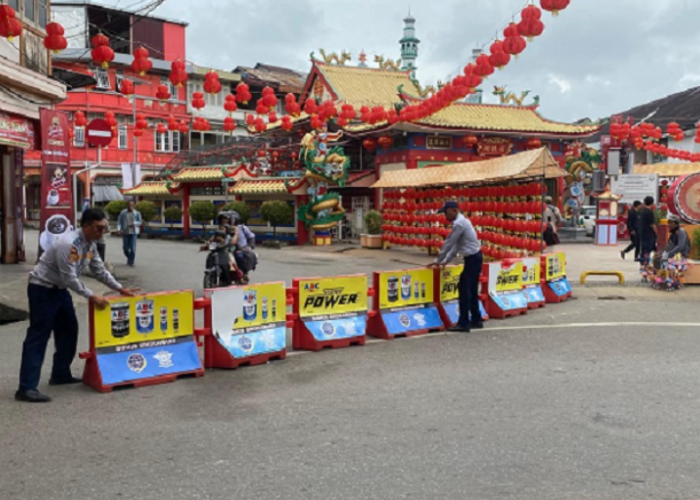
[458,251,484,327]
[19,284,79,391]
[622,233,639,260]
[96,242,106,262]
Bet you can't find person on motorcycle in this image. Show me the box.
[200,229,234,287]
[233,218,257,283]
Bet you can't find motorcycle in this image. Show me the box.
[202,242,245,289]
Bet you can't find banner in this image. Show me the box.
[209,282,287,358]
[545,252,566,281]
[377,269,442,335]
[38,110,72,256]
[439,265,487,325]
[92,291,201,386]
[298,275,367,341]
[486,261,528,313]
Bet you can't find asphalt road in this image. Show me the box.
[1,236,699,499]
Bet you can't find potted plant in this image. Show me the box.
[261,200,293,248]
[104,200,127,236]
[188,200,218,238]
[222,201,251,223]
[163,205,183,233]
[362,210,383,249]
[135,200,159,237]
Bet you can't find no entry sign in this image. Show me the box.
[86,118,114,147]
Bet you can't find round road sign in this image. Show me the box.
[86,118,114,147]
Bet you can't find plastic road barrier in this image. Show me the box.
[521,257,546,310]
[541,252,573,303]
[80,290,204,392]
[483,260,529,319]
[368,268,444,339]
[434,265,488,327]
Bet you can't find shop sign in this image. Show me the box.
[426,136,453,150]
[477,137,513,157]
[0,112,35,149]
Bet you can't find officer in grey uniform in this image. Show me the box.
[16,208,138,403]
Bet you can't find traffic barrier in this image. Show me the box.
[483,260,529,319]
[434,265,489,327]
[79,290,204,393]
[579,270,625,285]
[522,257,546,310]
[292,274,373,351]
[541,252,573,303]
[200,282,290,369]
[368,268,444,339]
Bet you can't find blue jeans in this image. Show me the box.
[458,251,484,327]
[19,284,79,391]
[122,234,137,265]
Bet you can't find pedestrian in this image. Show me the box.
[543,196,563,234]
[638,196,657,266]
[16,208,138,403]
[663,216,691,260]
[429,200,483,332]
[117,200,142,267]
[621,200,642,261]
[233,218,257,283]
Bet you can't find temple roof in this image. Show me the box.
[121,181,180,196]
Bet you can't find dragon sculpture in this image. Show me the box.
[493,85,539,106]
[374,55,402,71]
[563,142,603,220]
[318,49,351,66]
[293,125,351,231]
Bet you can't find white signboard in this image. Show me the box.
[610,174,659,204]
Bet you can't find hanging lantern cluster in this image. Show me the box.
[169,60,188,88]
[284,93,301,117]
[503,23,526,58]
[191,91,206,111]
[133,113,148,139]
[380,184,547,258]
[224,94,238,114]
[193,116,211,132]
[518,4,545,41]
[73,111,87,128]
[178,120,189,134]
[44,22,67,53]
[156,123,167,135]
[540,0,570,17]
[377,135,394,149]
[223,116,236,134]
[203,70,222,95]
[120,78,134,97]
[667,122,684,142]
[155,84,171,102]
[488,40,510,70]
[235,83,252,104]
[0,5,22,42]
[167,115,179,131]
[362,137,377,153]
[104,110,117,130]
[131,47,152,76]
[613,118,700,162]
[91,33,114,69]
[659,180,670,209]
[280,115,294,131]
[462,134,479,148]
[526,137,542,150]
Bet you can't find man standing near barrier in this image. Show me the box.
[118,201,142,267]
[16,209,138,403]
[430,201,483,332]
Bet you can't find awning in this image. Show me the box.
[50,68,97,91]
[122,181,180,196]
[371,147,565,188]
[231,179,291,195]
[633,163,700,177]
[93,185,123,202]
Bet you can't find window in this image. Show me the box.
[8,0,18,11]
[24,0,35,26]
[74,127,85,148]
[155,131,180,153]
[94,70,110,90]
[37,0,47,28]
[118,124,127,150]
[115,72,125,92]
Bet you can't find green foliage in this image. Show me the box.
[261,200,293,237]
[163,206,183,228]
[104,200,127,221]
[364,210,383,235]
[222,201,251,223]
[135,201,159,224]
[692,227,700,260]
[654,208,667,224]
[189,201,218,232]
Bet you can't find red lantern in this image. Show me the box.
[223,116,236,134]
[474,54,495,78]
[120,79,134,97]
[169,60,188,88]
[203,71,222,95]
[135,114,148,130]
[503,23,527,58]
[133,128,144,139]
[44,22,68,53]
[235,83,252,104]
[155,84,171,102]
[223,94,238,115]
[131,47,152,76]
[156,123,167,135]
[462,134,479,148]
[105,111,117,129]
[488,40,511,70]
[526,137,542,150]
[73,111,87,128]
[91,33,115,69]
[191,91,206,111]
[281,116,294,132]
[540,0,570,16]
[378,136,394,149]
[363,138,377,152]
[518,5,545,41]
[261,86,278,111]
[178,121,189,134]
[0,5,21,42]
[167,115,178,132]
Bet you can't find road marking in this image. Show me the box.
[285,322,700,356]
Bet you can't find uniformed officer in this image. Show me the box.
[16,208,138,403]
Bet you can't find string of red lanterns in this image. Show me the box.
[610,119,700,162]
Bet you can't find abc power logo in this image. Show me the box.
[303,282,360,310]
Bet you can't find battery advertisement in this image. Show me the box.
[378,269,442,335]
[439,265,487,325]
[209,282,287,359]
[487,262,528,312]
[521,257,545,305]
[298,275,368,341]
[545,252,567,281]
[92,291,201,386]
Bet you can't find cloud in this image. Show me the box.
[548,74,572,94]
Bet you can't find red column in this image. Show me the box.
[182,184,190,237]
[296,195,309,245]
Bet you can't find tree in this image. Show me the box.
[222,201,251,223]
[261,200,293,238]
[135,201,159,229]
[163,205,183,230]
[189,201,218,235]
[364,210,383,235]
[104,200,127,222]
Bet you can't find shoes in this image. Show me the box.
[620,251,626,260]
[49,376,82,386]
[447,325,471,333]
[470,322,485,330]
[15,389,52,403]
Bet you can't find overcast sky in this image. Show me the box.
[99,0,700,123]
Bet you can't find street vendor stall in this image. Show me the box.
[372,147,566,260]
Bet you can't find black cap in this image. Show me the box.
[437,200,459,214]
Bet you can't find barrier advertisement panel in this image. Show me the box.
[93,291,201,386]
[298,275,368,341]
[522,257,545,305]
[378,269,442,335]
[209,282,287,359]
[487,261,528,312]
[543,252,572,299]
[439,265,487,325]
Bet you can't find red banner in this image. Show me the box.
[477,137,513,157]
[38,109,73,256]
